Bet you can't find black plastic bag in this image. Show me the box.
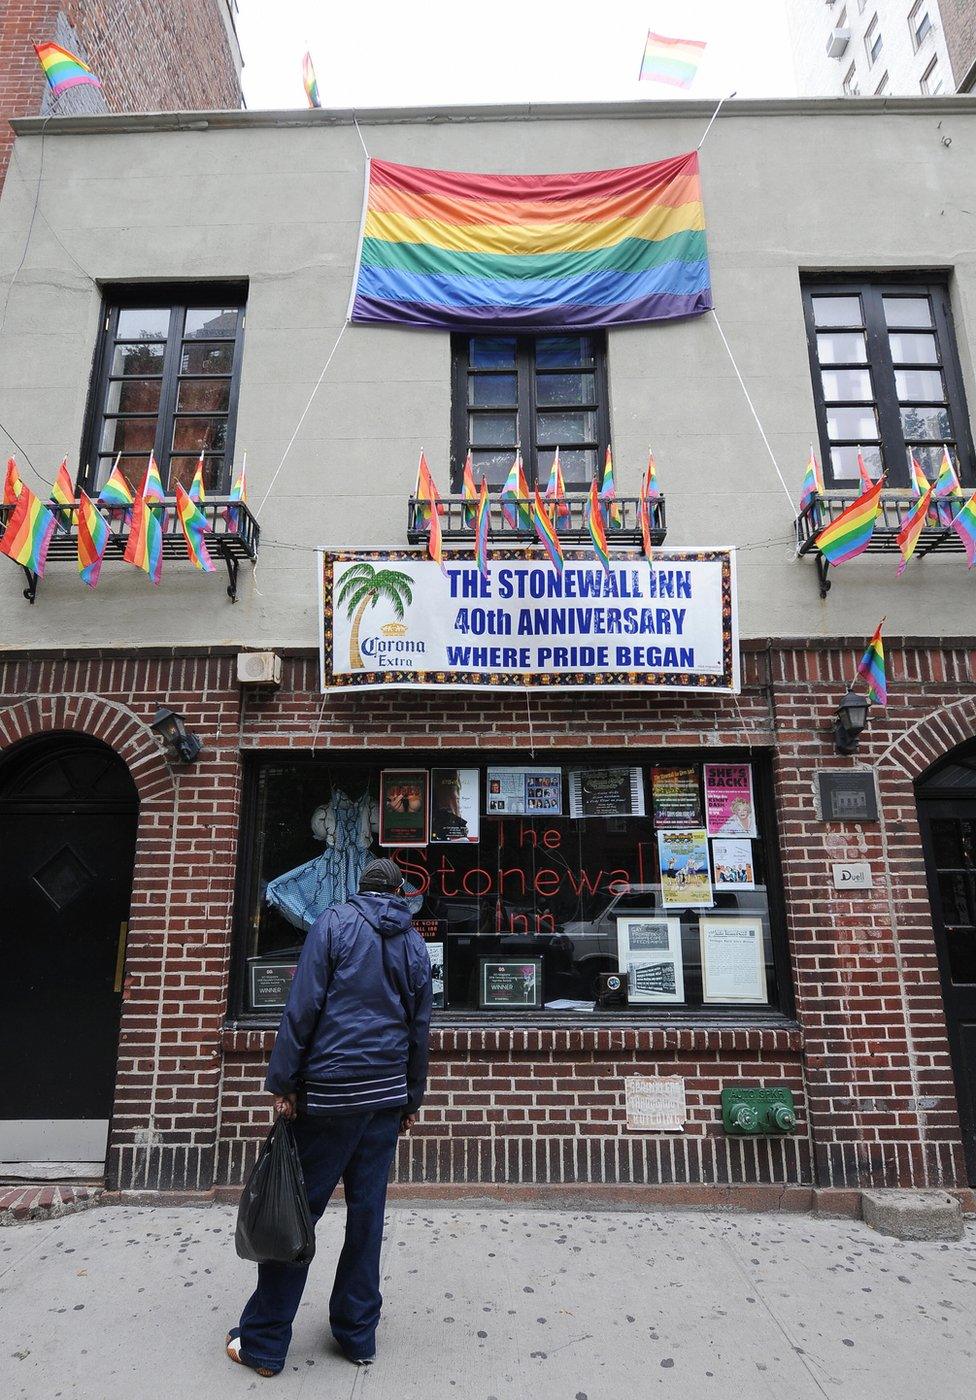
[235,1117,315,1266]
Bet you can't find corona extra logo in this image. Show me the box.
[381,622,408,637]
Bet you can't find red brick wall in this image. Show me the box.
[0,1,241,190]
[0,641,971,1194]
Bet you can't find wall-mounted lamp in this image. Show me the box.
[832,689,870,755]
[150,706,203,765]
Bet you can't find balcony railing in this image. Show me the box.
[406,494,666,549]
[0,496,259,603]
[796,490,967,597]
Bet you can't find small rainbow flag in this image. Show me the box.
[544,447,570,521]
[587,476,610,573]
[856,449,876,492]
[951,490,976,567]
[814,476,884,565]
[910,451,931,497]
[0,482,57,576]
[3,457,23,505]
[223,456,248,533]
[599,445,622,528]
[97,456,134,510]
[934,446,963,498]
[188,454,206,504]
[531,486,564,572]
[462,450,478,526]
[639,31,706,88]
[417,455,445,571]
[139,452,166,503]
[175,482,215,573]
[77,491,109,588]
[896,485,934,576]
[123,492,163,584]
[500,452,532,530]
[639,451,660,561]
[856,620,887,706]
[475,476,490,576]
[50,456,75,533]
[34,41,101,97]
[302,51,321,109]
[798,448,823,516]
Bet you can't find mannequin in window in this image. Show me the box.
[266,785,379,933]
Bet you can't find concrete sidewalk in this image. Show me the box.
[1,1204,975,1399]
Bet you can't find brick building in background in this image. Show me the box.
[0,0,242,189]
[3,97,976,1207]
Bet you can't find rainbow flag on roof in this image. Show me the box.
[349,154,711,331]
[856,620,887,706]
[0,483,57,576]
[77,491,109,588]
[175,482,215,573]
[302,52,321,109]
[587,477,610,573]
[951,490,976,567]
[123,493,163,584]
[531,487,564,572]
[639,31,706,89]
[814,477,885,565]
[34,41,101,97]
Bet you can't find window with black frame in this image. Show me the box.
[235,754,789,1021]
[81,284,247,498]
[450,334,609,494]
[801,279,974,490]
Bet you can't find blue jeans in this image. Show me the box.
[238,1108,401,1371]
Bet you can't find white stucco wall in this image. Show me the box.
[0,98,975,651]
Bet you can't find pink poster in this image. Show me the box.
[704,764,757,837]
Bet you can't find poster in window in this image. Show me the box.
[379,769,429,846]
[616,917,684,1004]
[568,767,645,819]
[485,766,562,816]
[704,763,758,837]
[430,768,480,843]
[479,957,543,1009]
[700,917,767,1003]
[651,766,702,828]
[657,829,713,907]
[425,940,445,1010]
[711,838,756,891]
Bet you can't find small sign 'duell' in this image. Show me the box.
[625,1075,687,1132]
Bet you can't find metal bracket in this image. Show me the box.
[218,540,240,602]
[21,566,38,604]
[816,554,831,599]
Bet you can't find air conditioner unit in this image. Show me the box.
[826,27,851,57]
[237,651,282,687]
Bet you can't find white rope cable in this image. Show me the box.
[697,90,736,150]
[353,115,370,160]
[711,309,797,519]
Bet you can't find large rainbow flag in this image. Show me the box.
[349,154,711,331]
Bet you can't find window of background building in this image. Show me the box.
[909,2,933,50]
[233,752,791,1022]
[874,70,889,93]
[801,277,975,488]
[81,284,247,497]
[843,62,860,95]
[920,55,944,93]
[450,334,610,494]
[864,14,882,66]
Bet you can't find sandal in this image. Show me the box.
[225,1328,280,1378]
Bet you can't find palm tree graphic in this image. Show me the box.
[337,564,414,670]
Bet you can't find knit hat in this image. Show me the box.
[359,857,404,893]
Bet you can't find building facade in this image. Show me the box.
[786,0,970,96]
[0,0,243,189]
[2,98,976,1202]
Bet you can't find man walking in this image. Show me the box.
[227,857,433,1377]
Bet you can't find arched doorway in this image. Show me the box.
[917,742,976,1185]
[0,735,138,1170]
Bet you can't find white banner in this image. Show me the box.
[320,548,738,692]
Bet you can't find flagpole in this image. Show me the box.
[698,90,736,150]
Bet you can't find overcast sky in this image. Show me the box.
[236,0,797,111]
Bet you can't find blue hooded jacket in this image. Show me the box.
[265,892,433,1116]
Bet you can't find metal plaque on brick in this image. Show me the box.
[624,1075,686,1132]
[816,770,879,822]
[320,548,739,692]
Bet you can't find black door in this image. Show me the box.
[918,749,976,1184]
[0,736,138,1163]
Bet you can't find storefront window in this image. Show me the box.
[235,752,788,1020]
